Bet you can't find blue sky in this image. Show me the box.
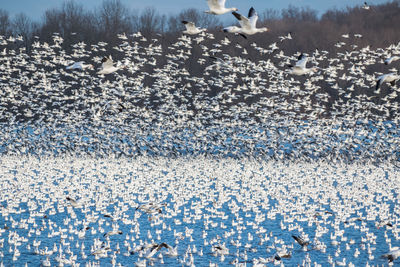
[1,0,391,21]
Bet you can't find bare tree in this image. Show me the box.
[97,0,132,43]
[168,8,221,33]
[0,9,11,36]
[137,7,162,36]
[12,13,33,47]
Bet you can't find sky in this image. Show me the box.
[0,0,392,21]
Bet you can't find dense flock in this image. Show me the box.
[1,0,400,266]
[1,157,400,266]
[0,28,400,161]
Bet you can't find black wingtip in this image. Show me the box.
[232,12,242,21]
[239,33,247,39]
[375,80,381,90]
[181,21,188,24]
[248,7,256,18]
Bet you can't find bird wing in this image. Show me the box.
[248,7,258,28]
[375,77,383,90]
[232,12,251,29]
[295,54,308,68]
[292,235,308,246]
[146,243,168,258]
[102,56,114,68]
[218,0,226,8]
[207,0,221,9]
[182,21,196,31]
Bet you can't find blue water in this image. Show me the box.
[0,157,398,266]
[0,120,399,266]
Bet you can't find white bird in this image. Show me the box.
[362,2,370,10]
[145,243,176,258]
[375,73,400,90]
[223,7,268,39]
[182,21,206,35]
[136,202,167,215]
[382,247,400,263]
[66,61,93,70]
[205,0,238,15]
[66,197,79,208]
[279,32,292,42]
[97,56,125,75]
[41,257,51,267]
[287,53,318,75]
[384,55,400,65]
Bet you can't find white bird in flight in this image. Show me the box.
[287,53,318,75]
[223,7,268,39]
[384,55,400,65]
[97,56,125,75]
[205,0,238,15]
[375,72,400,90]
[182,21,206,35]
[66,61,93,70]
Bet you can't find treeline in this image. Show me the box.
[0,0,400,53]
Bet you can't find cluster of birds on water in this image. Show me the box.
[0,157,399,266]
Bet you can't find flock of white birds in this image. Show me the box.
[0,0,400,266]
[0,157,400,266]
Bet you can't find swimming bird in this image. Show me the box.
[182,21,206,35]
[205,0,238,15]
[97,56,125,75]
[375,73,400,90]
[287,53,318,75]
[224,7,268,38]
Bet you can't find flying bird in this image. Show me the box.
[182,21,206,35]
[292,235,310,247]
[384,55,400,65]
[97,56,125,75]
[362,2,370,10]
[375,73,400,90]
[382,247,400,263]
[224,7,268,38]
[287,53,318,75]
[205,0,238,15]
[66,61,93,70]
